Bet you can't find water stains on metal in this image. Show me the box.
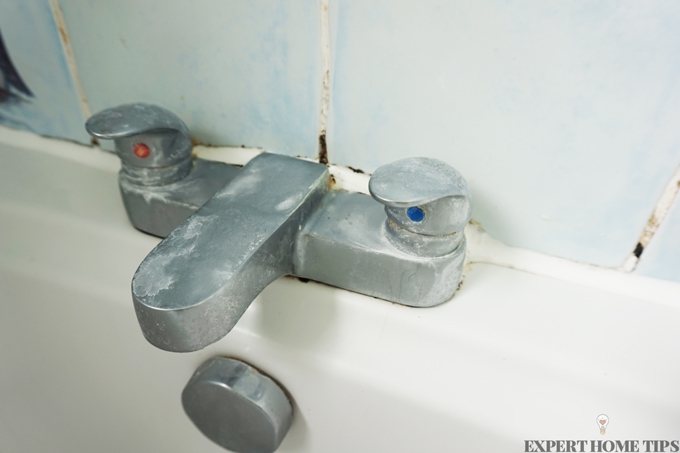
[86,103,473,353]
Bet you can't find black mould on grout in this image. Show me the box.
[633,242,644,259]
[318,133,328,165]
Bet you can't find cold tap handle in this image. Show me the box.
[369,157,472,235]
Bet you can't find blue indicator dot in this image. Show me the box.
[407,206,425,222]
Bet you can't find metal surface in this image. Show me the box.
[119,159,239,237]
[182,358,292,453]
[86,103,241,237]
[86,103,193,175]
[132,153,329,352]
[86,104,472,352]
[369,157,472,235]
[294,191,466,307]
[369,157,472,255]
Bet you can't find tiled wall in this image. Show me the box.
[58,0,322,158]
[0,1,88,143]
[1,0,679,282]
[328,0,680,270]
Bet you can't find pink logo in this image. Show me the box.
[597,414,609,435]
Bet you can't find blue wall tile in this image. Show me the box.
[0,1,88,143]
[59,0,321,158]
[327,0,680,267]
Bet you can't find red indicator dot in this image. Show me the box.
[133,143,151,158]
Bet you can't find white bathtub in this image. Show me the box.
[1,127,679,452]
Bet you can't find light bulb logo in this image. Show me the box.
[597,414,609,435]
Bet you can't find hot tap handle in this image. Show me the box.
[369,157,472,235]
[85,103,193,169]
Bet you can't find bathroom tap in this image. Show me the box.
[85,103,240,237]
[87,103,472,352]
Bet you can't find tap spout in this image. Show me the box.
[131,153,329,352]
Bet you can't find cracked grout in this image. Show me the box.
[48,0,93,126]
[317,0,331,165]
[620,163,680,272]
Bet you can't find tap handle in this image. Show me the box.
[369,157,472,235]
[85,103,193,169]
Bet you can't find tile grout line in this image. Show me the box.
[620,163,680,272]
[317,0,331,164]
[48,0,92,122]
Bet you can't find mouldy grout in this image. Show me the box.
[48,0,92,120]
[620,163,680,272]
[317,0,331,165]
